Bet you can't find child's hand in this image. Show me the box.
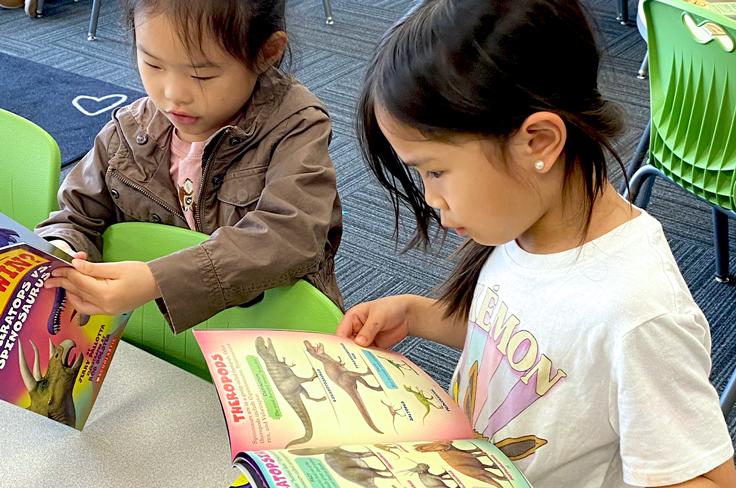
[44,260,161,316]
[49,239,88,260]
[336,295,413,349]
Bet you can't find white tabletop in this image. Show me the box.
[1,341,238,487]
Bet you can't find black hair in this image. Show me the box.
[120,0,289,70]
[357,0,626,320]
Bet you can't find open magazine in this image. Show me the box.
[0,212,129,430]
[195,329,533,488]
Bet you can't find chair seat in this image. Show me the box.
[101,222,343,380]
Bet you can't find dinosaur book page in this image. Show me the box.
[686,0,736,17]
[0,212,130,430]
[194,329,474,459]
[235,439,532,488]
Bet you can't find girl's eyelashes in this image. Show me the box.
[144,61,161,70]
[192,75,216,81]
[426,170,444,179]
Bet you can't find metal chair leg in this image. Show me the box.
[713,207,731,283]
[88,0,102,41]
[626,165,662,208]
[617,0,630,25]
[721,367,736,416]
[620,121,651,194]
[637,52,649,80]
[35,0,44,17]
[322,0,334,25]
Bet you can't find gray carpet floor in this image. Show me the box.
[1,0,735,443]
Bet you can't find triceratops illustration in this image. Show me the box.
[18,338,83,428]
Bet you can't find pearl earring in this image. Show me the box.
[534,160,545,171]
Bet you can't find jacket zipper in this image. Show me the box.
[194,130,227,232]
[111,169,186,222]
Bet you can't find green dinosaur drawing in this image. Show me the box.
[19,338,83,428]
[378,355,419,376]
[404,385,443,423]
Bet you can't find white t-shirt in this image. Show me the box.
[450,210,733,487]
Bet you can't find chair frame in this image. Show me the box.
[624,0,736,415]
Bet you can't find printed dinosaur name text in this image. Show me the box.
[211,353,246,423]
[254,451,291,487]
[0,265,47,370]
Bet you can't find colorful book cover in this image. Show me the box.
[196,329,533,488]
[0,212,130,430]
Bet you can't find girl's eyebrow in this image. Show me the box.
[136,44,220,69]
[403,156,432,166]
[136,45,161,60]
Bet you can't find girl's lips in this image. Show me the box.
[454,227,466,236]
[169,112,198,125]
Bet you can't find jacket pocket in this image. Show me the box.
[215,167,268,222]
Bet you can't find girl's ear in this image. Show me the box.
[508,112,567,175]
[257,31,288,73]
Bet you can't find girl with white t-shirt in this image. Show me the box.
[336,0,736,486]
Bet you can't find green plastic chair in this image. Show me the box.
[0,108,61,230]
[101,222,343,380]
[626,0,736,414]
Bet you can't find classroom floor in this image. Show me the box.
[1,0,734,442]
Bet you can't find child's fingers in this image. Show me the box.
[45,269,101,302]
[70,259,119,279]
[336,304,368,338]
[73,251,88,261]
[335,315,355,338]
[66,292,106,316]
[353,315,387,347]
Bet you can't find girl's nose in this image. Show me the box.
[423,185,447,211]
[163,77,193,106]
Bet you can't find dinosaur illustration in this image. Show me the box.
[303,340,384,434]
[453,360,547,462]
[375,442,408,459]
[0,228,89,335]
[414,442,511,487]
[378,355,419,376]
[381,399,406,433]
[18,338,83,428]
[404,385,444,423]
[405,463,457,487]
[44,278,90,334]
[289,447,396,487]
[0,227,20,246]
[495,435,547,461]
[255,336,326,447]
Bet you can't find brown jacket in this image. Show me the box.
[36,70,343,333]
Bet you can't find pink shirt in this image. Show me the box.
[169,131,207,230]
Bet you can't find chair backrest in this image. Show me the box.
[101,222,343,380]
[0,108,60,229]
[644,0,736,212]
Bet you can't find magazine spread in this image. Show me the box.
[195,329,533,488]
[0,212,130,430]
[687,0,736,18]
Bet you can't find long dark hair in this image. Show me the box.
[357,0,626,321]
[120,0,289,70]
